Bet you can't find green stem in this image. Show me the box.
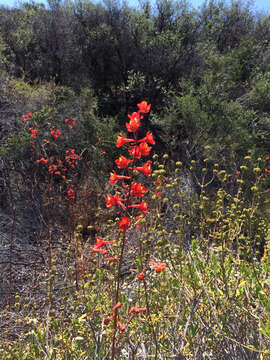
[111,230,127,360]
[143,278,159,359]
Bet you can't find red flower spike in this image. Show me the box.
[109,171,131,184]
[28,112,33,117]
[134,161,152,177]
[138,131,155,145]
[137,101,151,113]
[115,155,133,169]
[112,302,122,311]
[119,217,131,231]
[116,134,135,148]
[137,267,146,281]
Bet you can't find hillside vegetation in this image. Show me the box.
[0,0,270,359]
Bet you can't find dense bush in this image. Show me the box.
[1,0,270,164]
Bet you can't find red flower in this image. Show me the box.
[37,157,48,164]
[116,133,134,148]
[112,302,122,311]
[148,260,166,273]
[23,113,33,122]
[138,142,152,156]
[129,201,148,214]
[92,247,107,255]
[94,237,116,249]
[104,257,118,262]
[48,165,57,173]
[119,217,131,231]
[128,145,142,159]
[138,131,155,145]
[134,161,152,177]
[115,155,133,169]
[50,129,61,140]
[130,183,147,197]
[67,188,75,200]
[106,194,127,209]
[137,267,146,281]
[104,313,115,325]
[117,321,126,332]
[65,118,76,129]
[137,101,151,113]
[126,112,142,132]
[92,237,111,253]
[128,306,147,314]
[29,127,38,138]
[155,263,166,273]
[109,171,131,184]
